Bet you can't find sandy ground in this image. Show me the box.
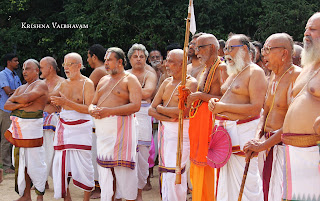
[0,167,164,201]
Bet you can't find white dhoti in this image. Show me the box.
[158,120,190,201]
[52,110,94,199]
[266,144,284,201]
[43,112,58,178]
[135,102,152,189]
[215,117,263,201]
[5,110,47,196]
[282,144,320,200]
[94,115,138,200]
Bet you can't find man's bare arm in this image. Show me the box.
[2,86,15,96]
[10,82,48,104]
[142,72,157,100]
[89,68,107,89]
[4,88,30,111]
[244,128,283,156]
[149,79,176,121]
[186,70,223,107]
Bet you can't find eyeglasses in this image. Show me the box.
[223,45,244,53]
[188,42,196,46]
[261,46,286,55]
[62,62,78,68]
[195,44,213,51]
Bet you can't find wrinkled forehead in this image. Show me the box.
[150,51,161,57]
[226,37,241,46]
[64,56,77,63]
[264,37,278,47]
[23,61,37,70]
[132,50,146,57]
[196,36,207,45]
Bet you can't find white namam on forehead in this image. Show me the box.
[105,51,112,60]
[24,59,40,70]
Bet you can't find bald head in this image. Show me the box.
[65,52,84,69]
[266,33,294,56]
[197,34,219,49]
[310,12,320,21]
[41,56,58,70]
[168,49,184,63]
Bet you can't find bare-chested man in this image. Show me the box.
[89,47,142,201]
[87,43,107,199]
[186,33,228,201]
[39,56,65,189]
[126,43,157,201]
[243,33,301,201]
[208,34,266,201]
[87,44,107,88]
[187,32,205,80]
[4,59,48,201]
[275,13,320,200]
[149,49,197,201]
[51,53,95,201]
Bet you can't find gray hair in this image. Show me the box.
[127,43,149,59]
[24,59,40,69]
[106,47,127,67]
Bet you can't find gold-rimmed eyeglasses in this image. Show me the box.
[62,62,78,68]
[261,46,286,55]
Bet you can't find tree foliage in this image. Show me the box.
[0,0,319,71]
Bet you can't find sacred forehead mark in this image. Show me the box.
[106,52,112,60]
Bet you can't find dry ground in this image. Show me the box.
[0,167,163,201]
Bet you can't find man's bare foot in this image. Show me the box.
[14,196,32,201]
[64,188,72,201]
[0,169,3,183]
[90,188,101,199]
[142,182,152,191]
[136,189,143,201]
[36,195,43,201]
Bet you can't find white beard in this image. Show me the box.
[225,49,246,76]
[301,37,320,67]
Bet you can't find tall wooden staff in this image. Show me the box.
[175,0,192,184]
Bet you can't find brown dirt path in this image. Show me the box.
[0,167,163,201]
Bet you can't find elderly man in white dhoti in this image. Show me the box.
[149,49,197,201]
[243,33,301,201]
[39,56,65,190]
[50,52,95,201]
[89,47,142,201]
[126,43,158,201]
[208,34,267,201]
[4,59,48,201]
[279,12,320,200]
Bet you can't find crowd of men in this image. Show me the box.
[0,12,319,201]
